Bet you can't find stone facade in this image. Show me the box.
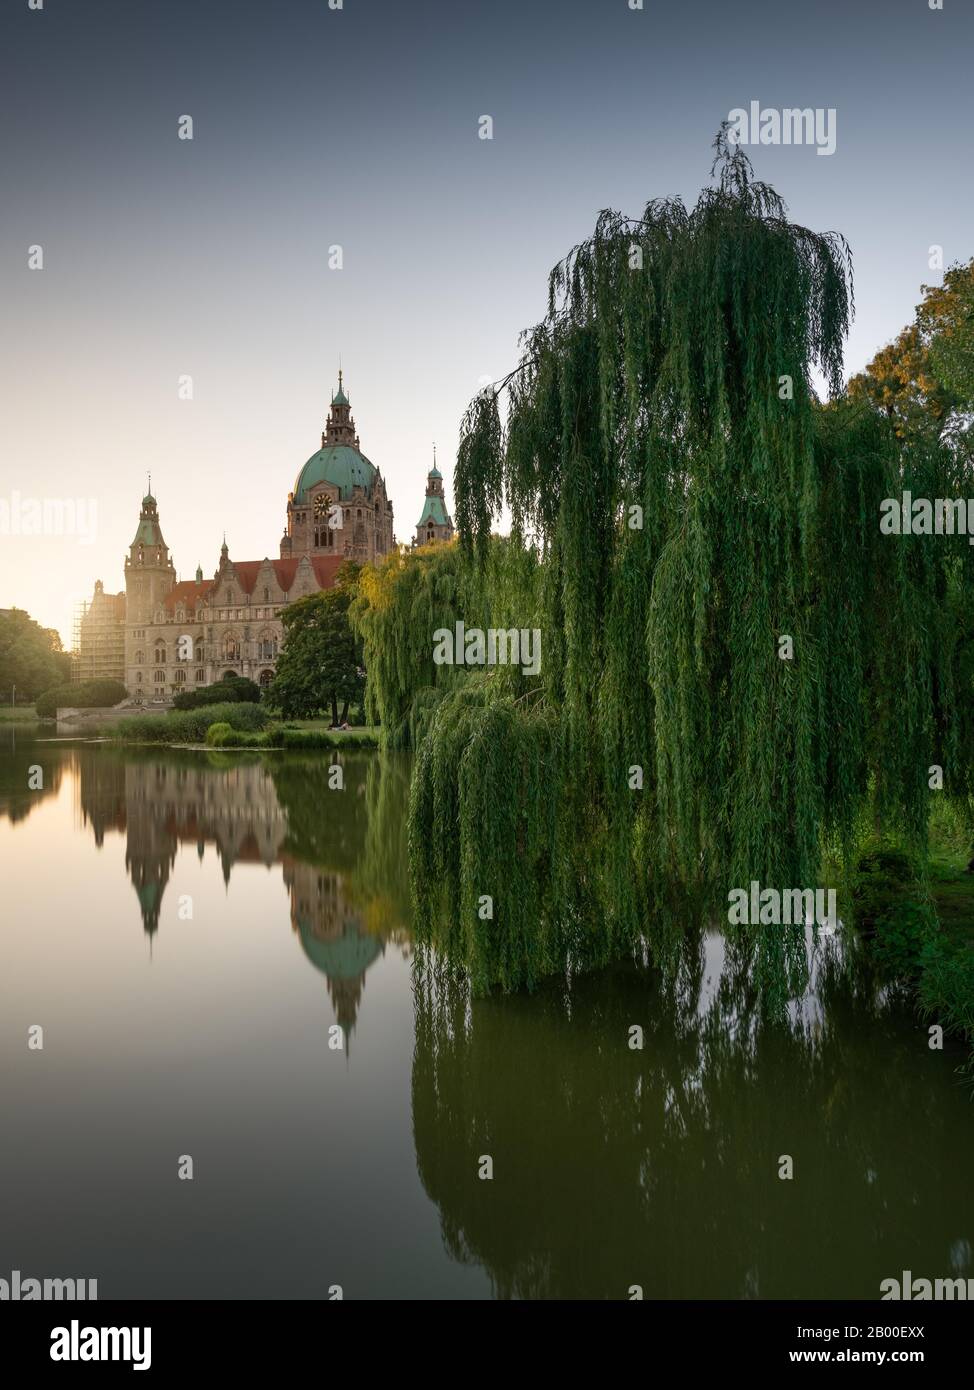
[82,378,418,698]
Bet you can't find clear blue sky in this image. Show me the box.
[1,0,971,642]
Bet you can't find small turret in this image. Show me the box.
[323,370,357,446]
[414,448,455,547]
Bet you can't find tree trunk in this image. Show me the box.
[339,700,349,725]
[330,696,339,726]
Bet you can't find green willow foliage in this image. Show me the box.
[350,537,542,750]
[349,543,469,750]
[408,133,973,996]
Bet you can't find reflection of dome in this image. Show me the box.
[297,919,382,979]
[297,918,384,1049]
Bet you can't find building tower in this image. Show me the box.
[414,452,454,546]
[123,491,176,696]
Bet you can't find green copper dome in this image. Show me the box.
[293,445,377,503]
[417,494,450,527]
[332,385,349,406]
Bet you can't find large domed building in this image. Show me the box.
[80,376,439,696]
[281,373,395,563]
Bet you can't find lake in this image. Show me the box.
[1,733,970,1299]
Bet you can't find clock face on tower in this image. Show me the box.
[314,495,330,518]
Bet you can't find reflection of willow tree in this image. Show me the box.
[412,942,966,1300]
[356,753,413,938]
[404,133,972,998]
[269,752,371,873]
[0,734,66,824]
[270,751,412,940]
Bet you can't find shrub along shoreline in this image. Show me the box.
[104,702,379,750]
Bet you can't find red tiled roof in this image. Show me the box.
[225,556,346,595]
[162,557,345,612]
[163,580,214,613]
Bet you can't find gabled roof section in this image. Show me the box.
[164,580,214,613]
[219,556,347,597]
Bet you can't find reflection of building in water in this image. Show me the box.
[75,752,386,1035]
[283,858,384,1046]
[80,757,288,938]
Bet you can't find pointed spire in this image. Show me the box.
[325,367,355,442]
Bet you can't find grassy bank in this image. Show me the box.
[0,705,39,723]
[206,722,379,750]
[104,702,379,750]
[106,702,268,744]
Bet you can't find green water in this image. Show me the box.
[0,734,970,1299]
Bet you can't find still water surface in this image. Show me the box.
[1,735,970,1299]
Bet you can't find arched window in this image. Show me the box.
[174,670,187,685]
[223,633,241,661]
[196,668,205,683]
[256,631,278,661]
[154,641,166,664]
[194,639,204,663]
[263,587,270,601]
[259,669,273,689]
[153,669,165,683]
[135,650,145,665]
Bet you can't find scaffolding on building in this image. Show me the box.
[74,591,125,684]
[71,599,88,682]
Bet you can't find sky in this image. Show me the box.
[1,0,972,645]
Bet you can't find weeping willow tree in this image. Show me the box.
[350,536,542,750]
[406,132,970,998]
